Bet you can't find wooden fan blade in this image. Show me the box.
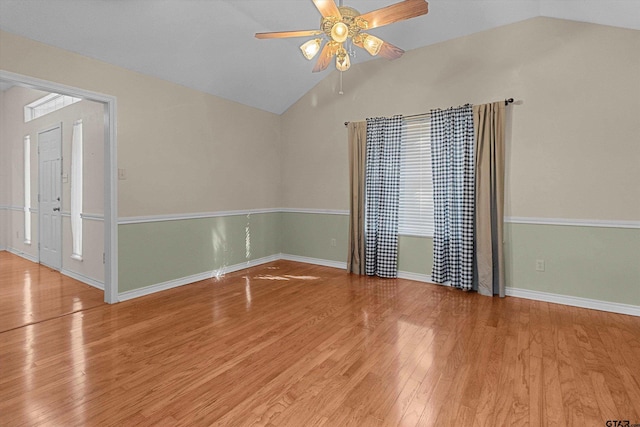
[312,0,342,19]
[378,41,405,60]
[358,0,428,30]
[312,42,336,73]
[255,29,323,39]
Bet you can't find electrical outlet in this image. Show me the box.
[536,259,545,272]
[118,168,127,180]
[331,238,337,247]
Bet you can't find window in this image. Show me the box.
[24,93,81,122]
[24,135,31,244]
[70,120,83,260]
[399,116,434,237]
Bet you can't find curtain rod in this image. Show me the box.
[344,98,515,127]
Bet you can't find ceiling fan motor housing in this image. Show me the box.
[321,6,368,43]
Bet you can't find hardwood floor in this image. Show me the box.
[0,251,105,333]
[1,256,639,426]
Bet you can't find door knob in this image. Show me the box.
[53,207,60,211]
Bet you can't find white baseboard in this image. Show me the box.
[61,268,104,290]
[280,254,441,285]
[7,247,38,263]
[5,248,105,291]
[113,251,639,317]
[280,255,639,317]
[118,254,357,303]
[505,287,640,317]
[397,270,434,283]
[280,254,347,270]
[118,254,281,302]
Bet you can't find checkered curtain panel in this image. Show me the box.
[430,105,476,290]
[365,116,403,278]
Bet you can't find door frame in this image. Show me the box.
[37,123,63,271]
[1,70,118,304]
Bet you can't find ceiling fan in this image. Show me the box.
[255,0,429,73]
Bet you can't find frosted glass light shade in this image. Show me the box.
[336,47,350,71]
[330,22,348,43]
[300,39,321,60]
[363,34,383,56]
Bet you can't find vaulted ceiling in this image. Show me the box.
[1,0,638,114]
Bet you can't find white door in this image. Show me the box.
[39,125,62,270]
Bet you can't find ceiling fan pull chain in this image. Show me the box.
[339,71,344,95]
[347,38,356,58]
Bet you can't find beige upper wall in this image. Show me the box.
[2,18,639,222]
[280,17,640,222]
[0,30,282,217]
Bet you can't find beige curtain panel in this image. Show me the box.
[473,102,506,297]
[347,121,367,274]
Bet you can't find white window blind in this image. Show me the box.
[399,115,434,237]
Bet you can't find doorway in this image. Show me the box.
[0,70,118,303]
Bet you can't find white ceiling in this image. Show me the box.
[0,0,638,114]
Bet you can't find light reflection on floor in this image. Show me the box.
[70,313,87,425]
[251,275,320,281]
[244,276,252,309]
[23,271,33,327]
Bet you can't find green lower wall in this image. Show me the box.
[398,235,433,275]
[504,223,640,306]
[118,212,281,292]
[118,211,640,307]
[281,212,348,262]
[280,212,433,274]
[279,212,640,307]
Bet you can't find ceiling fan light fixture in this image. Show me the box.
[300,38,322,60]
[336,47,351,71]
[255,0,430,73]
[362,34,383,56]
[330,22,349,43]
